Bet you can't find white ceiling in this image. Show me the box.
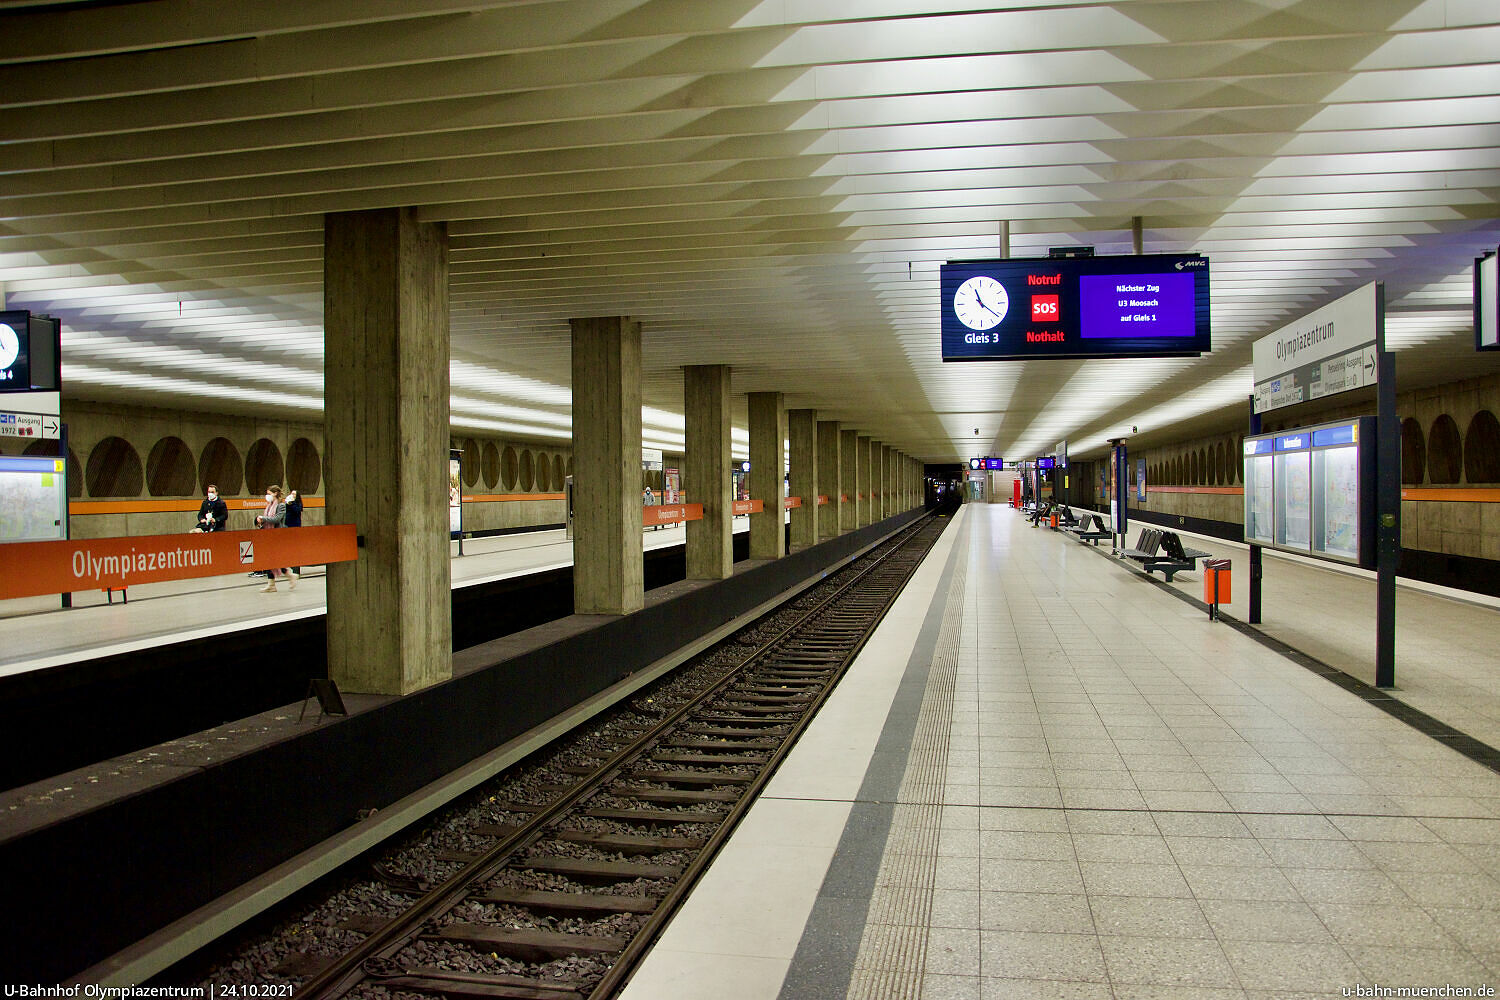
[1,0,1498,462]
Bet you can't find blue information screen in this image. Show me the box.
[940,254,1210,361]
[1078,273,1197,339]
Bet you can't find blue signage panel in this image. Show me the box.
[983,457,1004,470]
[940,254,1210,362]
[1274,433,1309,451]
[1036,456,1056,470]
[1311,424,1357,447]
[1244,438,1274,456]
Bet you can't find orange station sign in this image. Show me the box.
[642,503,704,527]
[0,524,359,601]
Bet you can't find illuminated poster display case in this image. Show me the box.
[1243,417,1375,568]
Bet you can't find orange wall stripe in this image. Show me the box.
[1140,486,1500,502]
[1400,488,1500,502]
[68,494,569,515]
[70,496,328,515]
[1147,486,1244,496]
[459,493,565,503]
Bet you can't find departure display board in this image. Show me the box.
[0,311,31,391]
[941,255,1210,362]
[0,311,61,393]
[1477,250,1498,351]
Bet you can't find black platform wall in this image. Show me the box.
[0,532,758,791]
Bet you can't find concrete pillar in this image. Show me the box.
[324,207,451,696]
[870,440,884,522]
[684,364,732,579]
[748,391,786,559]
[876,446,888,521]
[892,450,903,511]
[856,435,873,527]
[839,429,859,533]
[817,420,841,540]
[788,408,818,550]
[571,316,643,615]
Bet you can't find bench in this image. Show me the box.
[1068,513,1113,546]
[1122,528,1213,582]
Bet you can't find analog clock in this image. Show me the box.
[0,323,18,375]
[953,275,1009,330]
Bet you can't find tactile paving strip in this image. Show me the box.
[845,546,967,999]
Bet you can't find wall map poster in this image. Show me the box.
[0,456,67,543]
[1318,446,1360,561]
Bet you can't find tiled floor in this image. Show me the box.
[1107,517,1500,749]
[622,503,1500,999]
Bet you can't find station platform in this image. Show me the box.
[621,502,1500,999]
[0,519,749,678]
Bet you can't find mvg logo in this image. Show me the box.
[239,541,254,564]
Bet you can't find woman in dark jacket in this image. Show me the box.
[283,488,304,580]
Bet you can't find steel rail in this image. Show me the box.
[586,519,940,999]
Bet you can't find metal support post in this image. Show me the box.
[1247,396,1261,624]
[1375,284,1398,688]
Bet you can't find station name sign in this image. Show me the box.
[1252,283,1378,413]
[940,254,1211,362]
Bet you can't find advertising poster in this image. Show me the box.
[1136,458,1146,503]
[1278,451,1311,549]
[449,451,462,538]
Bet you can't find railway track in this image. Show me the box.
[208,514,946,1000]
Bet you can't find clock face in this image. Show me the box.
[953,275,1009,330]
[0,323,18,373]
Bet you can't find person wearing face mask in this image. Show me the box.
[254,485,293,592]
[192,484,228,533]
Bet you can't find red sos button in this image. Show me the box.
[1031,295,1060,322]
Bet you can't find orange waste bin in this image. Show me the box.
[1050,512,1059,528]
[1203,559,1231,619]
